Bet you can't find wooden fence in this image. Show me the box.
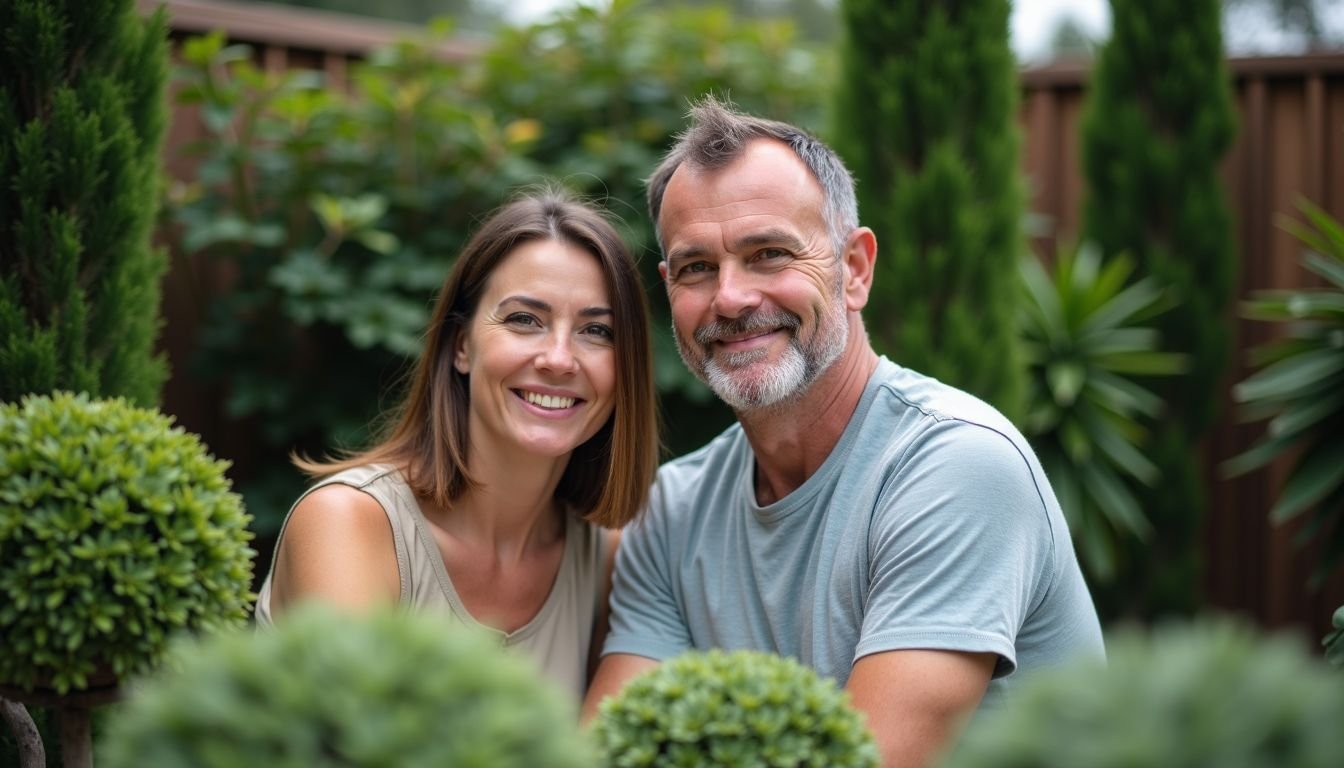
[1021,54,1344,637]
[141,1,1344,638]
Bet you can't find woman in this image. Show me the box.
[254,190,660,698]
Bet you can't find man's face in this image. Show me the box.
[657,139,849,412]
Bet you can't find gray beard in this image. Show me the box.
[675,298,848,413]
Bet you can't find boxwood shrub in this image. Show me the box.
[943,620,1344,768]
[591,649,879,768]
[100,606,592,768]
[0,392,255,693]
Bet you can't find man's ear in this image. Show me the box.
[842,227,877,312]
[658,259,670,285]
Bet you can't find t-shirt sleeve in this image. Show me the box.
[855,419,1056,679]
[600,476,693,661]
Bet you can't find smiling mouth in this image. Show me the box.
[519,390,578,410]
[717,329,778,345]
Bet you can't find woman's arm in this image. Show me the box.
[269,484,400,618]
[586,528,622,682]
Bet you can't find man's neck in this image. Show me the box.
[738,328,879,506]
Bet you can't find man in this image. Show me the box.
[583,98,1104,767]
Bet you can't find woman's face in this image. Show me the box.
[454,238,618,462]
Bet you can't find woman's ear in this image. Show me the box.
[453,334,471,374]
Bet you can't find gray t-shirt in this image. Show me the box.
[604,358,1104,708]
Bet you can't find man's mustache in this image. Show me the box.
[693,309,802,346]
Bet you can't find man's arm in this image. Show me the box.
[846,649,995,768]
[581,652,660,722]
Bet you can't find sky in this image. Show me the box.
[503,0,1344,60]
[503,0,1115,61]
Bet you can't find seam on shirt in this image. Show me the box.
[876,385,1062,604]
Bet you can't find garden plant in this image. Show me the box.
[833,0,1026,420]
[100,606,591,768]
[0,392,254,765]
[0,0,171,405]
[1224,200,1344,587]
[942,619,1344,767]
[1080,0,1239,616]
[1018,242,1185,582]
[591,649,879,768]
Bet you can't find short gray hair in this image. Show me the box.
[646,96,859,259]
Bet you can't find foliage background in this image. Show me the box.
[168,0,830,537]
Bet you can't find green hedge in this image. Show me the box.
[169,0,831,532]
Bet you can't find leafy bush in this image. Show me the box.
[0,0,170,404]
[1018,243,1184,582]
[943,620,1344,768]
[833,0,1027,420]
[100,606,591,768]
[169,1,831,531]
[1079,0,1238,618]
[0,392,254,693]
[1224,200,1344,584]
[591,649,878,768]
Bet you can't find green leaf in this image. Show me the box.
[1232,348,1344,403]
[1080,460,1151,538]
[1222,436,1291,478]
[1046,362,1087,407]
[1270,443,1344,524]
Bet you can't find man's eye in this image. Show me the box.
[679,262,711,277]
[758,248,790,261]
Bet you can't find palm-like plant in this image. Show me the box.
[1020,243,1186,581]
[1224,200,1344,585]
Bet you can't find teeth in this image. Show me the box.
[524,391,575,410]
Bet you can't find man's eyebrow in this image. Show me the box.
[665,228,806,266]
[665,245,708,267]
[498,295,612,317]
[731,228,806,252]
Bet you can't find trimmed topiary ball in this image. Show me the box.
[943,620,1344,768]
[100,606,593,768]
[592,649,879,768]
[0,391,255,693]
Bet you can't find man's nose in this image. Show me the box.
[710,263,762,318]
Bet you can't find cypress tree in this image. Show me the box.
[0,0,170,405]
[1080,0,1237,615]
[832,0,1025,419]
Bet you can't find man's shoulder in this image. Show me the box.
[871,359,1023,440]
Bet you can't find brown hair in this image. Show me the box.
[295,189,659,528]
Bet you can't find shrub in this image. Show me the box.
[0,0,170,405]
[100,606,591,768]
[0,392,254,694]
[832,0,1026,420]
[1018,242,1185,582]
[1223,200,1344,585]
[943,620,1344,768]
[591,649,879,768]
[1079,0,1238,616]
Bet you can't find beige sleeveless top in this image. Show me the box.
[254,465,608,698]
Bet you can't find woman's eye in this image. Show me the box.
[584,323,615,341]
[505,313,540,327]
